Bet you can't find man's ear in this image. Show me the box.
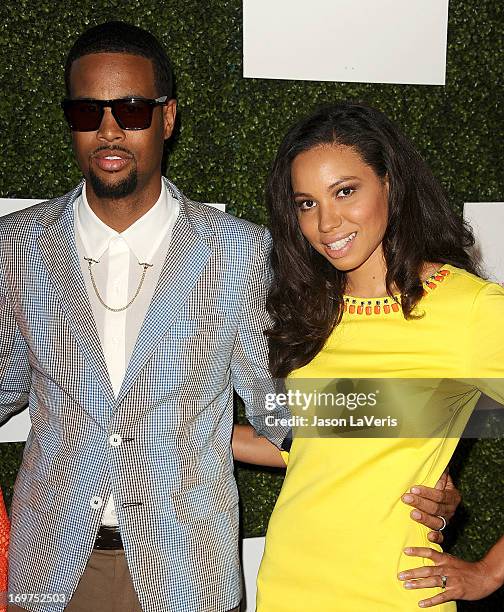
[162,99,177,140]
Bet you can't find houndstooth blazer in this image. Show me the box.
[0,178,289,612]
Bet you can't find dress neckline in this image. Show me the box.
[342,265,452,316]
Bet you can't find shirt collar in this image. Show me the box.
[75,180,176,263]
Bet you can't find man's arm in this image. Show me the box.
[0,289,30,425]
[230,227,291,449]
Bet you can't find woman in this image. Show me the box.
[0,489,8,612]
[234,102,504,610]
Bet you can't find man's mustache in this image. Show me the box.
[91,145,135,157]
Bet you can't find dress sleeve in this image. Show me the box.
[466,281,504,403]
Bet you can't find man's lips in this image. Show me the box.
[92,150,133,173]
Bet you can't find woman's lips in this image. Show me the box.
[323,232,357,259]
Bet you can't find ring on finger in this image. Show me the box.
[436,515,447,531]
[440,575,448,589]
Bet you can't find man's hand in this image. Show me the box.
[401,471,461,544]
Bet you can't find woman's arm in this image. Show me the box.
[402,471,461,544]
[397,535,504,607]
[232,424,287,467]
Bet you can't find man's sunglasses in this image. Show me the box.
[61,96,169,132]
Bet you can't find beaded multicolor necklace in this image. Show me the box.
[343,267,451,316]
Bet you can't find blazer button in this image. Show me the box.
[90,496,103,509]
[109,433,122,447]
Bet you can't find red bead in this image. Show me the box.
[384,305,390,314]
[374,305,381,314]
[426,282,437,289]
[434,275,444,281]
[440,269,450,276]
[357,306,364,315]
[391,303,400,312]
[344,302,348,312]
[366,306,372,315]
[349,305,356,314]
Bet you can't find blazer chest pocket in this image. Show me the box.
[167,312,227,339]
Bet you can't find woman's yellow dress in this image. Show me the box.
[256,265,504,611]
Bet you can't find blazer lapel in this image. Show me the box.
[36,186,115,405]
[117,191,212,404]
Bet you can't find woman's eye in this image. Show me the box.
[297,200,317,210]
[336,187,355,198]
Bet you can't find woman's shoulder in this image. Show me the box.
[441,264,504,315]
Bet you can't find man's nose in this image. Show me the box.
[97,108,125,142]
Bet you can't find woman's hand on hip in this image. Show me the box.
[398,537,504,607]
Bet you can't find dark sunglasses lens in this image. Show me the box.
[64,101,102,131]
[113,100,153,129]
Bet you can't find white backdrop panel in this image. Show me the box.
[0,198,44,442]
[241,536,265,611]
[243,0,449,85]
[0,198,44,215]
[463,202,504,284]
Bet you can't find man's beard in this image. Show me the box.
[89,167,137,199]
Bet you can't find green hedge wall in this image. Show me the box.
[0,1,503,608]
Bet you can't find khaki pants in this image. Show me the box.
[8,549,241,611]
[9,550,141,612]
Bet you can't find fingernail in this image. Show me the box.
[404,582,413,589]
[412,510,422,519]
[411,487,420,494]
[404,547,412,554]
[419,602,426,608]
[403,494,414,503]
[398,573,405,580]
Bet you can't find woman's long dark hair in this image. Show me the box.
[266,102,478,378]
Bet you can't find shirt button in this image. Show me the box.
[90,496,103,509]
[109,433,122,447]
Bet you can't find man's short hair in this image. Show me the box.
[64,21,174,98]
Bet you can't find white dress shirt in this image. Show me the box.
[74,180,179,525]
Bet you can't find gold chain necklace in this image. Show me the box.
[84,257,153,312]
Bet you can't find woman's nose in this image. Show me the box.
[318,202,343,234]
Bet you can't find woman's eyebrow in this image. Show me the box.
[293,176,359,197]
[327,176,359,190]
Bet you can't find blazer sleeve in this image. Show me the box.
[230,227,291,448]
[0,278,30,425]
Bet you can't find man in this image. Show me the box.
[0,21,458,612]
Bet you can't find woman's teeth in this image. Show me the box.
[327,232,356,250]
